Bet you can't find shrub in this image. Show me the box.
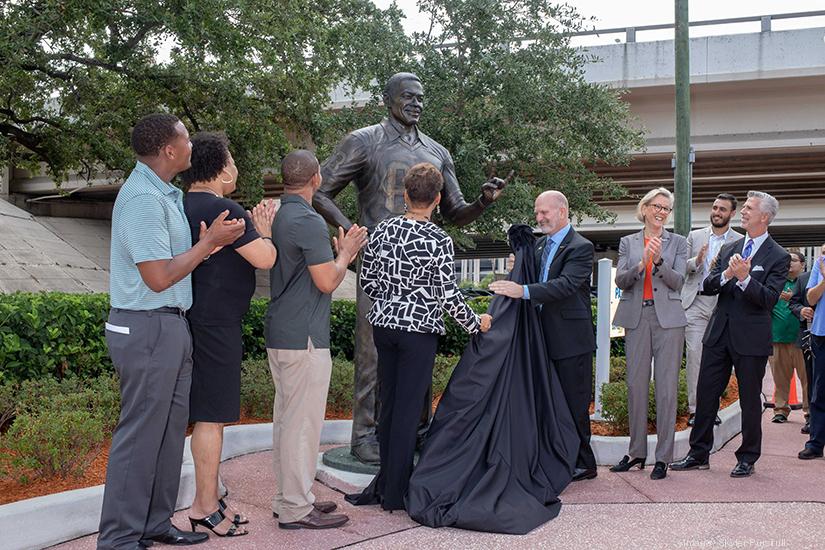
[599,368,689,432]
[0,380,18,431]
[0,292,110,381]
[326,355,355,416]
[432,355,460,396]
[239,354,460,421]
[438,297,491,356]
[2,408,106,481]
[1,375,119,482]
[239,358,274,419]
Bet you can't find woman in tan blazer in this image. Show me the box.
[611,188,688,480]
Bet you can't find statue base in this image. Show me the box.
[321,446,380,475]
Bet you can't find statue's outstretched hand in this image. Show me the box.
[480,170,512,205]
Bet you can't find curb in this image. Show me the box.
[0,409,739,550]
[0,420,352,550]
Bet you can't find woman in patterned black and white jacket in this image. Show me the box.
[345,162,492,512]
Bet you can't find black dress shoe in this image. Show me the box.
[669,455,709,471]
[801,421,811,435]
[730,461,755,477]
[572,467,597,481]
[610,455,646,472]
[140,526,208,546]
[650,462,667,480]
[798,447,823,460]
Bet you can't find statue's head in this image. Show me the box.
[383,72,423,128]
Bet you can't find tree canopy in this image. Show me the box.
[1,0,644,237]
[0,0,409,200]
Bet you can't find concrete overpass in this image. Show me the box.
[578,16,825,251]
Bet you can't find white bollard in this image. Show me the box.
[593,258,614,420]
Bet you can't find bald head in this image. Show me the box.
[281,149,320,191]
[534,190,569,235]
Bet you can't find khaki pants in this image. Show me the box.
[267,339,332,523]
[769,342,809,417]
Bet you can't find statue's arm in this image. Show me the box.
[438,154,487,227]
[313,133,368,231]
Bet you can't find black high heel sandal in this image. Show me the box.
[610,455,646,472]
[189,509,248,537]
[219,498,249,525]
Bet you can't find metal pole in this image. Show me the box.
[674,0,692,236]
[593,258,613,420]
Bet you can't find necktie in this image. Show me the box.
[541,239,556,282]
[743,239,754,259]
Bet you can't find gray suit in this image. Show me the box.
[680,226,741,413]
[613,229,687,463]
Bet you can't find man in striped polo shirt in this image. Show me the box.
[98,114,245,550]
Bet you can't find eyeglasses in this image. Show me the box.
[648,204,673,214]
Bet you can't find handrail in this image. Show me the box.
[571,10,825,42]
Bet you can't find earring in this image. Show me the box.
[219,168,234,185]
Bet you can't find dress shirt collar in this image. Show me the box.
[548,223,571,247]
[743,231,770,257]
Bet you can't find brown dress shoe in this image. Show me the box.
[278,508,349,530]
[273,501,337,518]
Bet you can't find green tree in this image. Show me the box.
[320,0,644,243]
[0,0,410,203]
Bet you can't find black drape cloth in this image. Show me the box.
[405,224,579,534]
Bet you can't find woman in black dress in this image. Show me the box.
[345,163,492,512]
[181,132,277,537]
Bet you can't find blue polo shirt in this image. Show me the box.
[808,258,825,337]
[109,161,193,310]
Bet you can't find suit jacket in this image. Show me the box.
[789,270,813,348]
[524,227,595,360]
[681,226,742,308]
[702,235,791,356]
[613,229,688,330]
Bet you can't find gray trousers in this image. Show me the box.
[684,295,716,413]
[98,309,193,550]
[625,306,685,463]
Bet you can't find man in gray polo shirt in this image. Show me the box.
[266,150,367,529]
[99,114,245,550]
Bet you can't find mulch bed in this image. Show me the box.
[0,379,742,506]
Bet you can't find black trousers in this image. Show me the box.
[553,352,597,470]
[689,326,767,464]
[372,326,439,510]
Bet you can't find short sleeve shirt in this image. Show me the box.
[808,258,825,337]
[109,162,193,310]
[265,195,335,349]
[184,192,260,325]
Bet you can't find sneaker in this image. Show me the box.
[771,413,788,424]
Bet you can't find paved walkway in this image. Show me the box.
[57,410,825,550]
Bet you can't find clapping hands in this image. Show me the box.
[248,199,277,239]
[724,253,752,282]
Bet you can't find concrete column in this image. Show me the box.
[0,165,10,198]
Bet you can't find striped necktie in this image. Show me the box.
[742,239,754,259]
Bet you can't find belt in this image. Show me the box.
[112,307,187,316]
[642,299,655,307]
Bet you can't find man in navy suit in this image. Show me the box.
[491,190,597,480]
[671,191,790,478]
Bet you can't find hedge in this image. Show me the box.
[0,293,493,382]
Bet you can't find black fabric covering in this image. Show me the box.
[405,224,579,534]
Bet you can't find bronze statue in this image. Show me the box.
[314,72,506,463]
